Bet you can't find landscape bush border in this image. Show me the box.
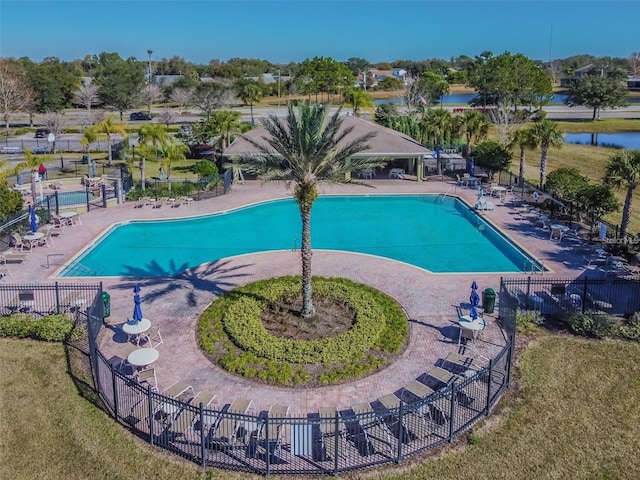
[0,313,76,342]
[197,276,409,385]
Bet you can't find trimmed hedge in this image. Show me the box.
[197,276,409,386]
[0,313,75,342]
[222,277,387,364]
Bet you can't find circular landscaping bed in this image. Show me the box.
[197,276,409,387]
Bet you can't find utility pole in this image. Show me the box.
[277,69,281,108]
[147,49,153,114]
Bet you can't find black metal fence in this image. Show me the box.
[0,282,102,319]
[93,342,511,475]
[500,275,640,317]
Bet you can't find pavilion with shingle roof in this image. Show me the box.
[223,114,433,181]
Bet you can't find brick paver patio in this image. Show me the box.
[7,177,592,415]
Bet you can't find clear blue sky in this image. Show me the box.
[1,0,637,65]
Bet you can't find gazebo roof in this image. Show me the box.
[224,115,432,158]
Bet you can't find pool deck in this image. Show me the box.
[6,178,598,415]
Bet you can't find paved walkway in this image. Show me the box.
[6,177,593,415]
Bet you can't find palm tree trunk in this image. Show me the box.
[620,186,635,238]
[107,134,113,166]
[299,198,315,319]
[518,146,525,185]
[539,149,547,189]
[30,170,37,200]
[141,157,146,191]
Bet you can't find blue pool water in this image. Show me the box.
[56,191,100,206]
[58,195,536,277]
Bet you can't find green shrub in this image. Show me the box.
[197,276,409,386]
[516,309,545,334]
[0,313,74,342]
[562,312,616,338]
[617,314,640,342]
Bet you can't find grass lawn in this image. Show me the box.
[2,335,639,480]
[505,119,640,234]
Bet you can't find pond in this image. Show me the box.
[564,132,640,150]
[374,92,571,105]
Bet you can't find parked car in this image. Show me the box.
[35,128,51,138]
[31,146,50,154]
[130,112,153,121]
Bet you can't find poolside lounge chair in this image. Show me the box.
[378,393,429,440]
[174,391,219,438]
[153,197,170,208]
[11,233,31,253]
[351,402,394,456]
[318,406,346,460]
[208,398,254,449]
[442,352,487,374]
[155,382,196,426]
[475,199,495,211]
[422,367,459,391]
[134,196,150,208]
[401,379,435,402]
[255,404,290,460]
[0,251,27,264]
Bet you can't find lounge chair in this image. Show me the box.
[351,402,394,456]
[422,366,459,390]
[208,398,254,449]
[134,196,150,208]
[11,233,31,253]
[174,391,218,438]
[441,352,486,374]
[549,227,565,242]
[255,404,290,459]
[38,229,55,248]
[378,393,429,440]
[153,197,170,208]
[318,407,346,460]
[475,199,495,211]
[0,251,27,264]
[155,382,196,426]
[49,181,63,190]
[401,379,434,402]
[58,291,84,313]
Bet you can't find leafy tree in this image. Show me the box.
[604,149,640,238]
[530,119,564,190]
[466,51,495,108]
[564,72,629,120]
[375,77,404,91]
[374,103,400,128]
[344,57,370,76]
[231,102,383,319]
[544,168,590,202]
[194,160,218,179]
[473,140,512,179]
[575,185,620,232]
[93,52,146,120]
[508,127,537,187]
[22,57,81,113]
[94,116,128,165]
[79,127,98,164]
[456,109,490,158]
[420,71,450,106]
[0,182,23,221]
[295,57,355,102]
[237,81,263,126]
[420,108,455,176]
[344,88,374,117]
[0,59,33,135]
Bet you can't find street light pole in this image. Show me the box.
[277,69,281,108]
[147,49,153,114]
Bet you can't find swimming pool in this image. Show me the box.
[55,190,100,206]
[58,195,537,277]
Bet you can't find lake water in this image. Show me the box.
[564,132,640,150]
[374,92,571,105]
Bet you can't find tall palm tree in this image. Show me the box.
[138,123,169,189]
[232,102,383,319]
[509,127,537,188]
[95,116,128,166]
[604,149,640,238]
[238,83,263,127]
[210,110,243,153]
[160,140,188,191]
[529,119,564,190]
[457,109,490,159]
[421,108,454,177]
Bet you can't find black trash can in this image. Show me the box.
[483,288,496,314]
[102,291,111,318]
